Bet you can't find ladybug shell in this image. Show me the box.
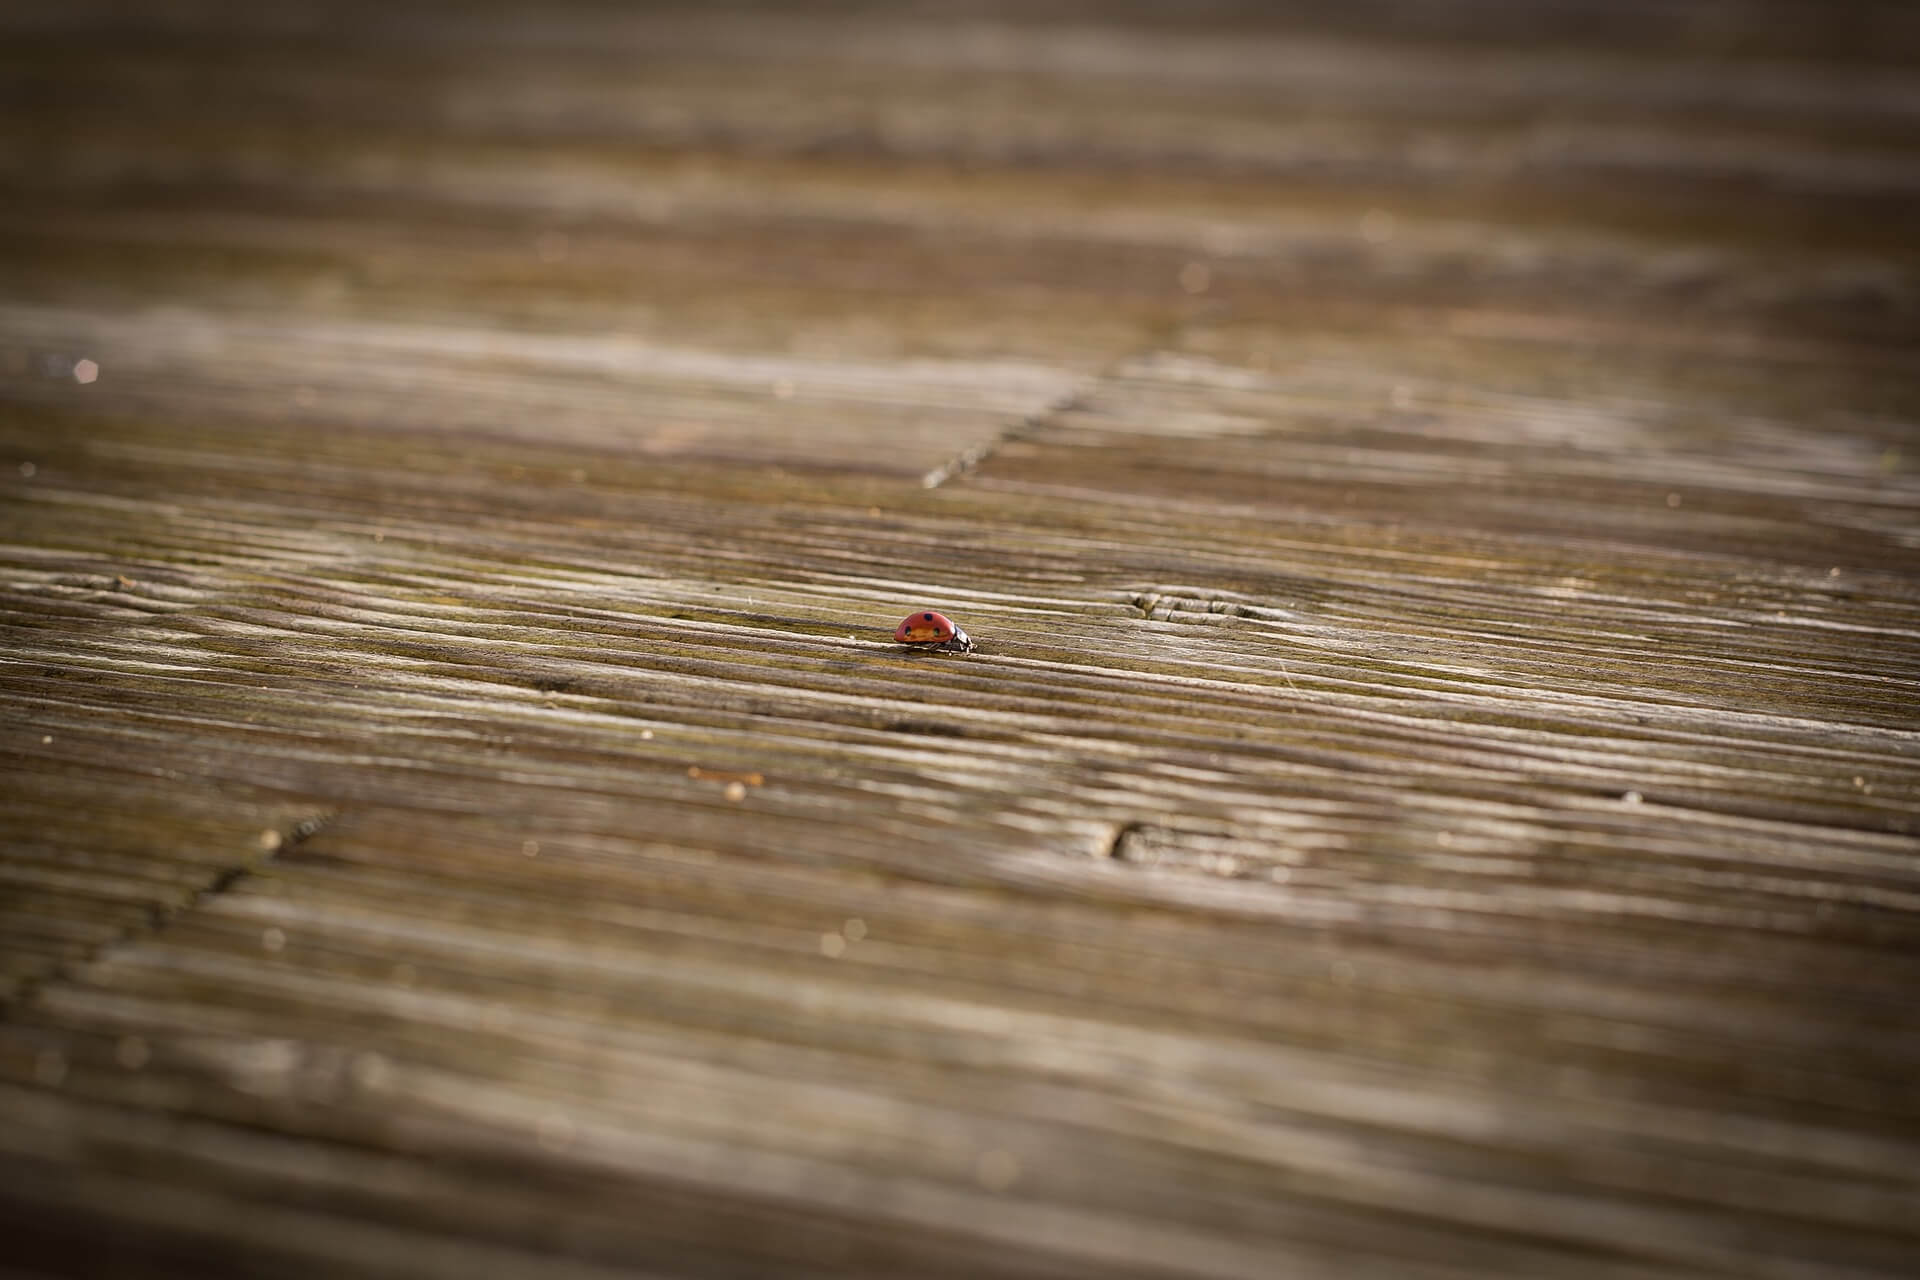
[895,610,959,645]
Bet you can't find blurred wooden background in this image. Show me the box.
[2,2,1918,1276]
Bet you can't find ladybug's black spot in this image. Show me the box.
[923,613,934,621]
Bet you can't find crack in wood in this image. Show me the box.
[928,311,1242,493]
[1105,820,1148,860]
[1128,586,1290,622]
[0,810,336,1017]
[917,339,1181,490]
[885,718,971,738]
[920,387,1091,489]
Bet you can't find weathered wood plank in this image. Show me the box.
[2,2,1918,1277]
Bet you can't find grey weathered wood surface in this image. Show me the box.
[3,2,1919,1276]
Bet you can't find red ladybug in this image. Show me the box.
[893,610,974,653]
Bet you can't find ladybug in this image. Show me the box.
[893,609,973,653]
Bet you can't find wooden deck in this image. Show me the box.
[3,3,1919,1276]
